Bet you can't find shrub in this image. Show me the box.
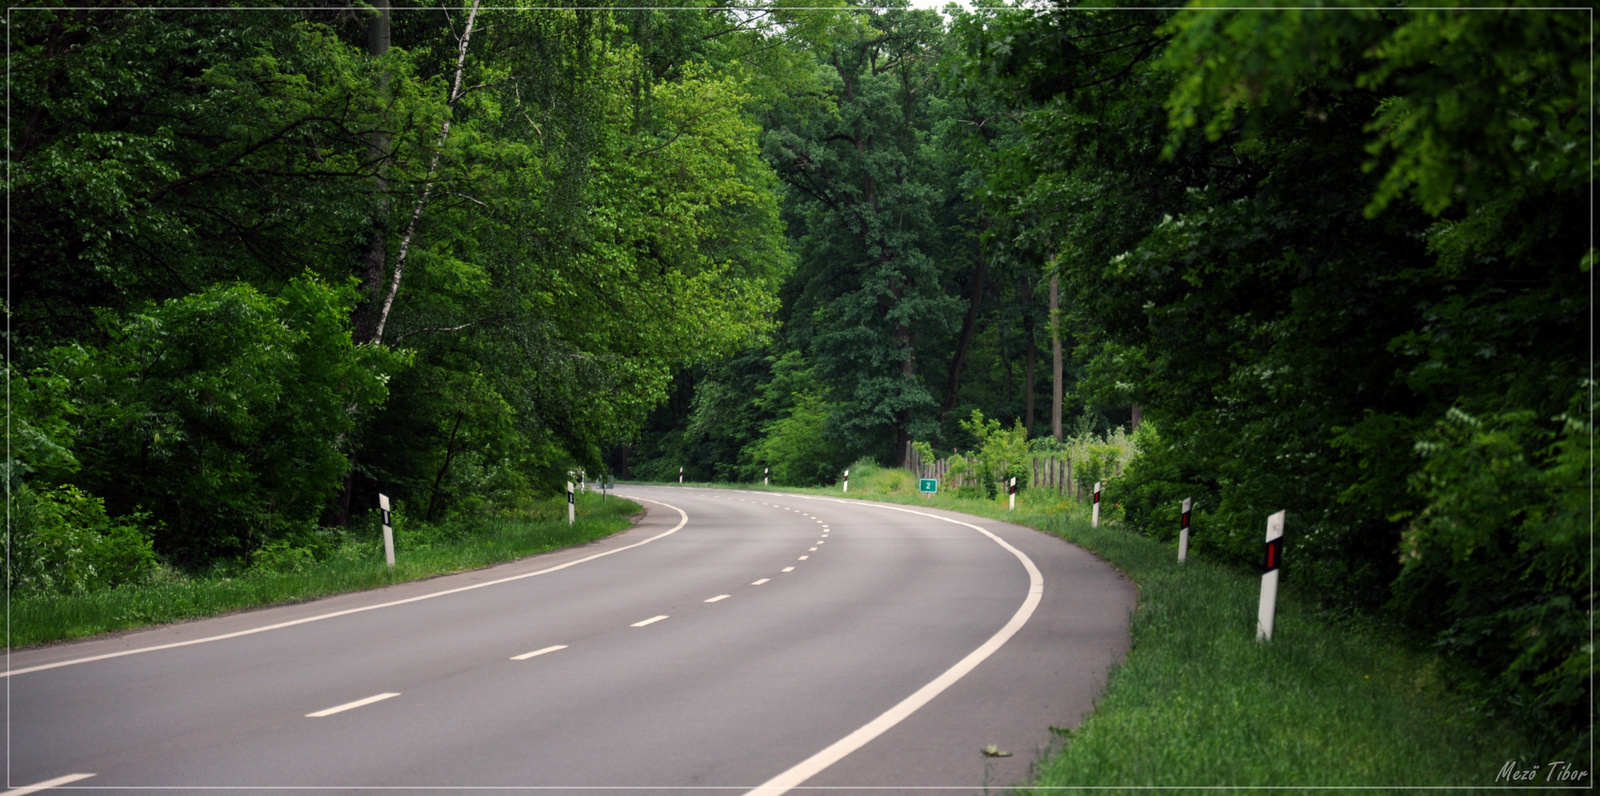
[8,483,156,596]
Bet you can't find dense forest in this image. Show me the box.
[5,0,1590,755]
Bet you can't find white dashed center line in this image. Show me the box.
[752,578,771,585]
[511,645,568,660]
[799,555,809,560]
[810,547,818,551]
[307,692,400,717]
[782,566,795,572]
[705,594,731,603]
[632,615,669,627]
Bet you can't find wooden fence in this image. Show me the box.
[905,443,1119,504]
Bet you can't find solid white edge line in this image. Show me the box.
[631,615,669,627]
[705,595,731,603]
[3,497,689,679]
[2,774,95,795]
[744,498,1045,796]
[306,692,400,718]
[511,644,568,661]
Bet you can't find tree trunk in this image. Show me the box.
[1050,273,1063,442]
[897,323,914,467]
[941,234,986,419]
[426,410,465,522]
[1022,273,1036,436]
[353,0,391,344]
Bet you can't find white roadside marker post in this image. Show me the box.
[1091,482,1102,528]
[1008,476,1017,511]
[566,481,576,526]
[679,467,684,484]
[1178,497,1192,563]
[1257,510,1286,641]
[764,467,769,486]
[843,469,849,493]
[379,493,395,568]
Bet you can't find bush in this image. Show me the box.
[62,277,402,564]
[1392,389,1593,756]
[747,392,850,486]
[8,483,156,596]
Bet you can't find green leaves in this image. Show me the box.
[65,277,398,562]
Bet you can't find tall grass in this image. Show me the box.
[8,493,640,648]
[729,464,1556,789]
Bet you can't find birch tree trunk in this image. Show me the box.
[372,0,482,346]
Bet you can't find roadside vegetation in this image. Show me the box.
[690,463,1560,789]
[8,493,637,649]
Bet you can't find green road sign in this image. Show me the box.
[919,479,937,493]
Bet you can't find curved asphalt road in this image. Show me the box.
[5,485,1133,793]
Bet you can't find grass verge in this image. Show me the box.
[657,465,1562,791]
[8,493,639,649]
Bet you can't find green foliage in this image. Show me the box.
[963,1,1588,750]
[956,409,1031,497]
[63,277,399,563]
[746,391,849,487]
[1392,388,1593,755]
[8,483,157,596]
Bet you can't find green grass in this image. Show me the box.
[8,493,640,648]
[656,464,1558,791]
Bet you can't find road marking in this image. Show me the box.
[705,594,731,603]
[782,566,795,572]
[751,578,770,585]
[511,645,568,660]
[798,555,809,560]
[5,498,691,679]
[809,547,818,551]
[745,497,1045,796]
[307,692,400,717]
[3,774,96,795]
[632,615,669,627]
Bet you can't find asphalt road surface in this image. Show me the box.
[5,485,1134,794]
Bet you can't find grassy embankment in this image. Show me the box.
[670,463,1559,792]
[8,492,639,648]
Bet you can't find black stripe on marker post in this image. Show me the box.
[1263,537,1283,573]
